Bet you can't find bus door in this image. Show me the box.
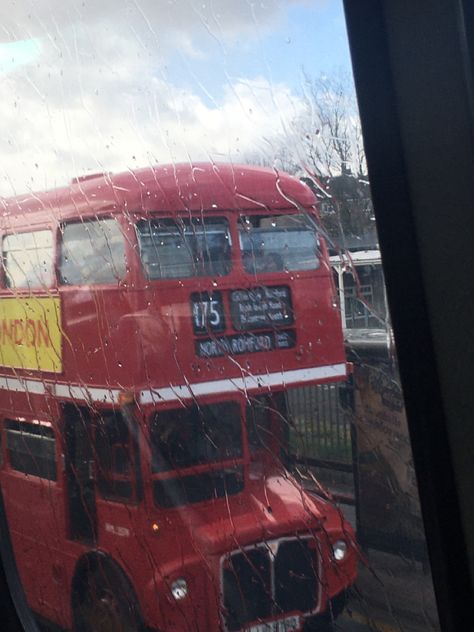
[93,409,143,561]
[0,417,68,624]
[63,404,97,543]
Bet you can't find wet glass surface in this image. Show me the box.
[0,2,441,632]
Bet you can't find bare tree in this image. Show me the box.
[297,70,366,178]
[242,144,299,175]
[243,71,366,180]
[241,71,374,244]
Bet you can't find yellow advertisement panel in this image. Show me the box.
[0,297,62,373]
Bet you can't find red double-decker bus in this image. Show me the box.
[0,163,356,632]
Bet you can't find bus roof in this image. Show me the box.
[0,163,316,225]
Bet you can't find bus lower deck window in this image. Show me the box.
[5,420,56,481]
[150,402,242,472]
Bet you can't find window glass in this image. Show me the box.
[95,412,134,501]
[60,219,126,285]
[345,284,375,328]
[246,394,289,454]
[153,467,244,509]
[246,397,273,453]
[151,402,242,472]
[0,2,444,632]
[137,217,231,279]
[3,230,53,289]
[239,214,320,274]
[5,420,56,481]
[151,402,243,508]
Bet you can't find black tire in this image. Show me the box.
[303,615,334,632]
[303,591,348,631]
[73,561,142,632]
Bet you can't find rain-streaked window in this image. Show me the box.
[3,231,53,289]
[151,402,242,472]
[137,217,231,279]
[95,411,136,502]
[60,219,126,285]
[0,2,444,632]
[239,214,320,274]
[5,420,56,481]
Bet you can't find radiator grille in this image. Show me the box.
[222,538,319,631]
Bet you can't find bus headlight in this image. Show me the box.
[332,540,347,561]
[171,578,188,600]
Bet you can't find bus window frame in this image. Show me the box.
[58,215,130,288]
[147,395,249,484]
[131,208,330,286]
[3,417,59,484]
[1,227,56,292]
[93,409,141,505]
[136,214,234,282]
[237,211,323,277]
[133,210,238,286]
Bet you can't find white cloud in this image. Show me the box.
[0,0,311,44]
[0,69,305,195]
[0,0,315,196]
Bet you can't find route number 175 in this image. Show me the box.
[191,292,225,334]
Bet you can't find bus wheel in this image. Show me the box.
[74,563,142,632]
[303,591,347,631]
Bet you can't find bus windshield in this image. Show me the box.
[150,402,242,473]
[239,213,320,274]
[137,217,231,279]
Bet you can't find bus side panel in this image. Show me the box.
[135,273,345,389]
[0,470,70,627]
[60,287,142,389]
[94,498,165,625]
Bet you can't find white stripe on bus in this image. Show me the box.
[53,383,119,404]
[0,376,46,394]
[139,364,347,404]
[0,363,347,405]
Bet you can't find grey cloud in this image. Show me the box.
[0,0,311,43]
[0,0,313,195]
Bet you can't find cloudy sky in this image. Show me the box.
[0,0,351,197]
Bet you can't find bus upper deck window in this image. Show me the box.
[136,217,231,280]
[3,230,54,289]
[59,218,126,286]
[238,214,320,275]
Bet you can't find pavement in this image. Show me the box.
[346,548,440,631]
[338,503,440,632]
